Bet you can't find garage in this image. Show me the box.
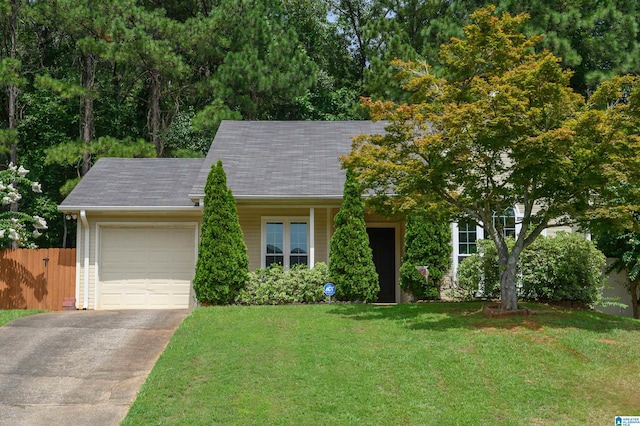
[98,226,196,309]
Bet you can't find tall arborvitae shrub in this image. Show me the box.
[329,170,379,302]
[193,160,248,304]
[399,210,452,300]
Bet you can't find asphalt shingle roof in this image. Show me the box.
[59,158,204,209]
[189,120,387,199]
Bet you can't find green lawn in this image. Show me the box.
[123,303,640,425]
[0,309,44,326]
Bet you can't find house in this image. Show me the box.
[59,121,405,310]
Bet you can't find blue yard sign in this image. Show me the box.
[323,283,336,301]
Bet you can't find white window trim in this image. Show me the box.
[261,216,310,269]
[452,206,523,278]
[452,221,484,278]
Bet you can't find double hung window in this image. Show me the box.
[263,218,308,268]
[457,219,479,265]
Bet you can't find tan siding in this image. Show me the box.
[314,208,328,264]
[238,207,262,271]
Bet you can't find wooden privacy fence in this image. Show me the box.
[0,248,76,311]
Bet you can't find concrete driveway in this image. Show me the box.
[0,309,189,426]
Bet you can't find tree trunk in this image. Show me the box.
[148,67,162,156]
[81,53,95,176]
[499,257,519,311]
[8,0,18,166]
[8,0,20,249]
[496,240,523,311]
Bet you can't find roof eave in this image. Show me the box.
[58,205,201,213]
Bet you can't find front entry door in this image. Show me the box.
[366,228,396,303]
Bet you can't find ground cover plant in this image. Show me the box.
[123,303,640,425]
[0,309,44,326]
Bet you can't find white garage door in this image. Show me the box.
[99,226,196,309]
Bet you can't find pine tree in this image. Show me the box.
[329,169,379,302]
[399,210,452,300]
[193,160,248,305]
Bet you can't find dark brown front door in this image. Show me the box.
[366,228,396,303]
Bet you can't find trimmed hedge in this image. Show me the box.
[235,263,329,305]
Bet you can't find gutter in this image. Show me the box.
[80,210,89,310]
[58,205,200,212]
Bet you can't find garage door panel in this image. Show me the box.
[99,226,196,309]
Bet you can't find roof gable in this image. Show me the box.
[189,120,387,200]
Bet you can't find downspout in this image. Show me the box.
[80,210,90,309]
[75,216,81,305]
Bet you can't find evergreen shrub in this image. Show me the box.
[329,170,379,302]
[399,210,452,300]
[193,160,248,304]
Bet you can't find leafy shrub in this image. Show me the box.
[454,233,605,304]
[454,254,483,301]
[520,232,605,304]
[399,210,452,300]
[454,239,507,299]
[235,263,329,305]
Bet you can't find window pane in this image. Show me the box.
[493,208,516,238]
[290,255,308,267]
[266,222,283,254]
[290,222,307,255]
[266,255,284,267]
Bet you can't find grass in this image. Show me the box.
[122,303,640,425]
[0,309,44,326]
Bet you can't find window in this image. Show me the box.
[262,218,308,268]
[452,206,521,278]
[457,219,478,265]
[493,208,516,238]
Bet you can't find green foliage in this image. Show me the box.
[160,107,209,158]
[235,263,329,305]
[211,0,317,120]
[329,170,379,302]
[343,6,640,311]
[193,160,248,305]
[457,234,606,304]
[399,210,451,300]
[455,239,508,300]
[45,136,155,194]
[520,233,605,304]
[454,254,484,301]
[491,0,640,95]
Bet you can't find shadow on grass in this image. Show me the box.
[326,302,640,333]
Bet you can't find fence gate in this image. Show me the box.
[0,248,76,311]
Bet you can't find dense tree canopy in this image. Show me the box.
[1,0,639,246]
[342,7,640,311]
